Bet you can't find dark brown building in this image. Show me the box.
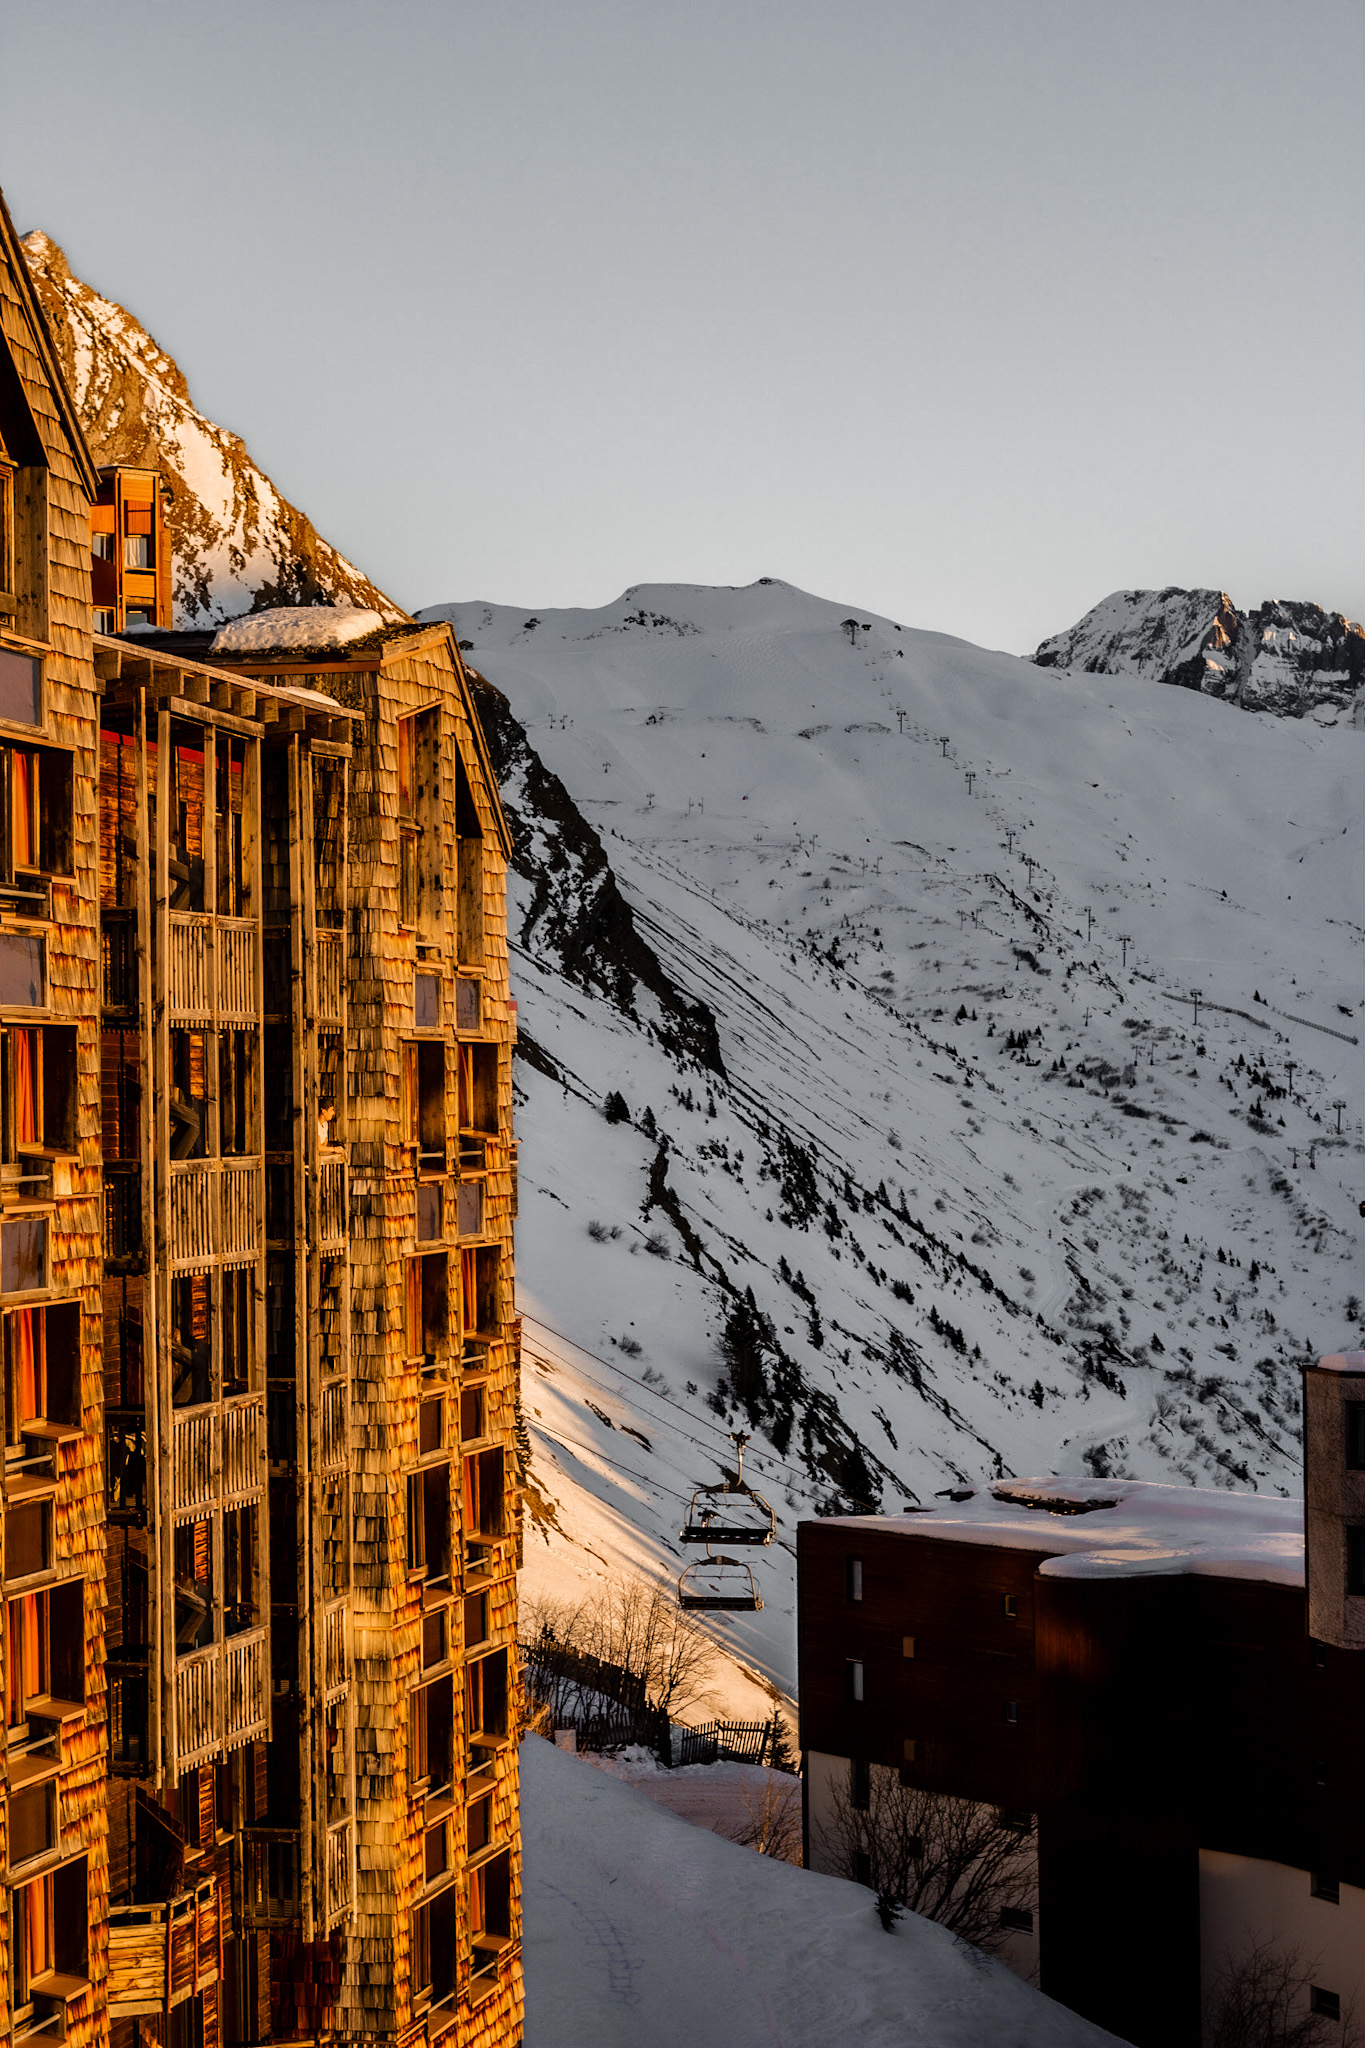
[798,1350,1365,2048]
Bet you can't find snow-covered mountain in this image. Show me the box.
[418,580,1362,1706]
[20,231,403,627]
[1035,588,1364,724]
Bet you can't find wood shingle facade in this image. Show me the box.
[0,183,522,2048]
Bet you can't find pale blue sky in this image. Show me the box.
[3,0,1361,650]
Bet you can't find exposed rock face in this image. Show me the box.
[1035,588,1364,724]
[20,231,404,628]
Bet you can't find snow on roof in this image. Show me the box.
[1314,1350,1365,1376]
[210,606,385,655]
[825,1475,1304,1587]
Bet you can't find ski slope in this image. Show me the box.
[420,579,1362,1707]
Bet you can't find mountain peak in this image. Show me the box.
[1035,588,1363,724]
[21,231,405,629]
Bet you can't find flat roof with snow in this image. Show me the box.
[822,1475,1304,1587]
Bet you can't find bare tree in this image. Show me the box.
[522,1580,718,1728]
[1204,1936,1360,2048]
[813,1759,1036,1956]
[731,1772,803,1864]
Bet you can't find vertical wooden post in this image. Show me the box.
[154,703,175,1785]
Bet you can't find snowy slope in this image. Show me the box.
[1035,588,1364,724]
[521,1735,1125,2048]
[20,232,403,627]
[420,580,1362,1704]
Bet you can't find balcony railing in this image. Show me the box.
[167,1159,261,1269]
[317,1158,346,1250]
[171,1408,215,1514]
[323,1602,348,1694]
[223,1397,262,1499]
[168,915,211,1022]
[217,920,256,1022]
[325,1818,354,1925]
[320,1382,346,1471]
[108,1880,220,2017]
[316,930,344,1025]
[176,1625,269,1768]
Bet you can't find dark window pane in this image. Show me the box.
[6,1501,48,1577]
[414,974,440,1027]
[0,932,44,1007]
[0,649,41,727]
[2,1216,46,1292]
[416,1181,442,1242]
[1347,1404,1365,1472]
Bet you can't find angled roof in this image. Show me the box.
[0,186,99,497]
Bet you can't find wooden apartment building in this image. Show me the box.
[0,190,523,2047]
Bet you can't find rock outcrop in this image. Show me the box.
[20,231,404,628]
[1035,588,1364,724]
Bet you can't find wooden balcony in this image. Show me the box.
[176,1625,269,1769]
[317,1157,346,1251]
[167,1159,261,1269]
[171,1398,262,1513]
[171,1408,215,1514]
[315,930,344,1025]
[107,1879,220,2019]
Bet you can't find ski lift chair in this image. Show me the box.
[677,1554,763,1612]
[680,1431,776,1547]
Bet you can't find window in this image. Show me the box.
[2,1024,76,1167]
[454,977,480,1031]
[0,930,44,1007]
[9,1781,57,1868]
[902,1739,917,1765]
[1311,1989,1341,2022]
[224,1504,259,1637]
[467,1794,492,1857]
[218,1031,252,1155]
[464,1447,504,1541]
[414,972,440,1028]
[92,531,114,563]
[0,647,42,729]
[397,708,441,936]
[845,1556,863,1602]
[1003,1699,1019,1725]
[406,1464,451,1586]
[1001,1808,1034,1834]
[402,1040,446,1172]
[0,458,12,608]
[469,1848,510,1975]
[1000,1907,1034,1935]
[1348,1404,1365,1472]
[422,1607,449,1670]
[1311,1874,1340,1904]
[5,1500,50,1582]
[5,1301,79,1450]
[1348,1528,1365,1600]
[7,1582,81,1735]
[850,1758,870,1811]
[852,1850,871,1888]
[455,751,483,964]
[458,1042,499,1140]
[0,1217,46,1294]
[845,1659,864,1704]
[467,1649,508,1741]
[409,1674,453,1793]
[2,744,72,894]
[463,1591,489,1650]
[416,1180,442,1243]
[167,728,206,911]
[405,1253,448,1364]
[1002,1593,1019,1620]
[411,1888,457,2005]
[460,1386,486,1443]
[461,1246,500,1344]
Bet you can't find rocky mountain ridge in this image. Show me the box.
[20,231,403,627]
[1035,587,1364,724]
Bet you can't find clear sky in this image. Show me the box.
[3,0,1361,652]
